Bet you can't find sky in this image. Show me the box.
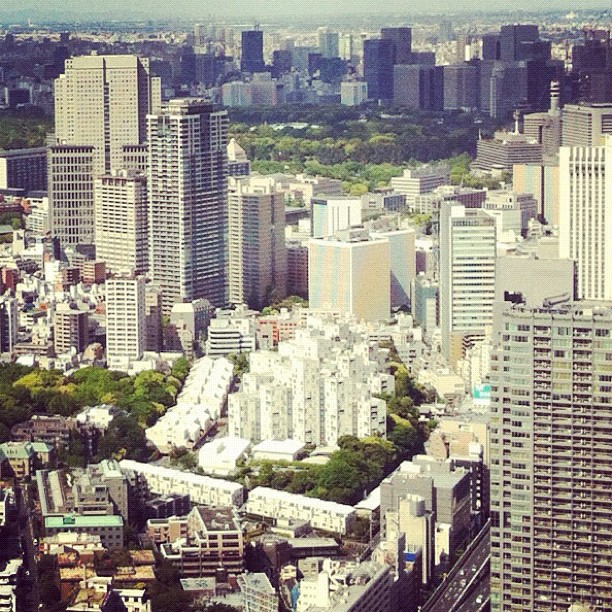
[0,0,610,20]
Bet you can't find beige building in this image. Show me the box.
[94,170,148,275]
[105,275,146,369]
[228,176,286,310]
[308,228,390,322]
[54,304,89,355]
[561,103,612,147]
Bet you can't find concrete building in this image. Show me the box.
[227,138,251,177]
[159,506,244,578]
[439,202,496,365]
[24,192,51,236]
[0,147,47,192]
[0,297,18,355]
[228,176,286,310]
[340,81,368,107]
[238,573,278,612]
[204,307,257,357]
[490,304,612,612]
[390,165,450,208]
[482,190,538,238]
[53,303,89,355]
[443,63,479,111]
[311,196,362,239]
[197,437,251,476]
[309,229,390,322]
[245,487,356,535]
[120,460,245,507]
[147,99,228,314]
[473,130,543,172]
[94,170,148,275]
[512,163,559,225]
[105,275,146,369]
[44,514,124,550]
[561,103,612,147]
[559,138,612,300]
[54,55,160,176]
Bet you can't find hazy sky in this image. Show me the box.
[1,0,610,19]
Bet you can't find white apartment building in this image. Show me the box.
[559,137,612,300]
[94,170,148,275]
[244,487,356,535]
[228,176,286,310]
[105,276,146,369]
[25,194,51,236]
[205,308,258,357]
[228,314,389,446]
[439,202,496,366]
[120,460,245,507]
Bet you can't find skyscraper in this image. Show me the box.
[241,30,265,73]
[499,24,539,62]
[363,39,394,103]
[147,99,229,314]
[439,202,496,365]
[381,27,412,64]
[94,170,148,275]
[490,303,612,611]
[228,176,287,310]
[318,28,339,59]
[54,55,161,175]
[51,55,160,252]
[559,137,612,300]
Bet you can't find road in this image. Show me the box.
[422,522,490,612]
[454,574,490,612]
[15,481,40,612]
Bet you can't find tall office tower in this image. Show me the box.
[559,138,612,300]
[443,63,479,111]
[439,202,496,366]
[147,99,229,315]
[0,148,47,192]
[393,64,443,110]
[54,55,161,175]
[490,304,612,612]
[363,39,394,103]
[0,297,18,355]
[48,145,95,247]
[105,275,146,369]
[561,103,612,147]
[571,31,612,103]
[308,228,390,322]
[241,30,265,73]
[227,177,287,310]
[53,304,89,355]
[381,27,412,64]
[318,28,339,59]
[499,24,539,62]
[94,170,148,275]
[481,33,501,60]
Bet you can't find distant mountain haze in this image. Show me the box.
[0,0,610,19]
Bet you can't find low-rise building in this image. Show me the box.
[244,487,356,535]
[197,437,251,476]
[251,439,306,463]
[44,514,124,550]
[0,441,53,479]
[238,573,278,612]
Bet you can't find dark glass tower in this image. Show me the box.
[241,30,265,73]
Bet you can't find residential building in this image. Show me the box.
[0,297,18,355]
[197,437,251,477]
[94,170,148,275]
[238,573,278,612]
[53,303,89,355]
[490,303,612,611]
[559,137,612,300]
[227,138,251,177]
[24,192,51,236]
[105,275,146,369]
[439,202,496,365]
[245,487,356,535]
[309,229,390,322]
[159,507,244,578]
[147,99,228,314]
[228,176,286,310]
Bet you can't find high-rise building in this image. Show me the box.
[318,28,339,59]
[228,176,287,310]
[561,103,612,147]
[499,24,539,62]
[241,30,265,73]
[439,202,496,365]
[0,297,18,355]
[559,137,612,300]
[147,99,229,314]
[381,27,412,65]
[54,304,89,355]
[311,196,362,239]
[363,39,394,103]
[490,303,612,612]
[53,55,161,176]
[105,275,146,369]
[443,63,479,111]
[308,228,390,322]
[94,170,148,275]
[0,148,47,192]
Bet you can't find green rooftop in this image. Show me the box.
[45,514,124,529]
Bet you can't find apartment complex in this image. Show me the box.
[53,304,89,355]
[490,304,612,611]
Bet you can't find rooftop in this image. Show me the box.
[44,514,124,529]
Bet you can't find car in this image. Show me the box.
[459,569,465,576]
[476,595,484,604]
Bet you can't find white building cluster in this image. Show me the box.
[146,356,233,453]
[228,312,392,446]
[244,487,356,535]
[119,460,245,507]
